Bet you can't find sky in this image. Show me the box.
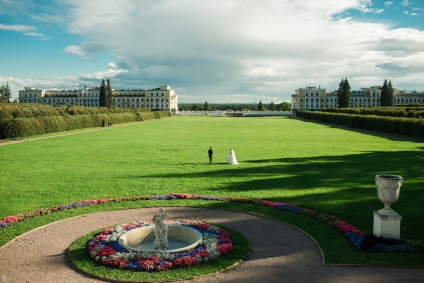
[0,0,424,103]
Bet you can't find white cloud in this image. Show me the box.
[0,75,80,100]
[6,0,424,103]
[0,23,48,39]
[0,23,35,32]
[80,63,128,80]
[64,45,87,56]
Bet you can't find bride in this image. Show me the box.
[226,148,239,165]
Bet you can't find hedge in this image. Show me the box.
[0,110,171,139]
[322,107,424,119]
[0,104,153,119]
[297,110,424,139]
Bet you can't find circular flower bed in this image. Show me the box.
[88,220,233,271]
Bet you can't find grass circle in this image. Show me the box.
[68,223,250,282]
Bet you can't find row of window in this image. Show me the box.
[115,98,168,103]
[23,92,169,98]
[19,98,170,109]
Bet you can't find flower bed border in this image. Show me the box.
[0,193,416,252]
[88,220,233,271]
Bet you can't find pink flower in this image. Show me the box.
[1,216,19,223]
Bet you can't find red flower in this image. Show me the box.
[217,228,229,237]
[173,256,198,267]
[97,246,116,257]
[104,258,128,269]
[195,223,210,230]
[1,216,19,223]
[217,243,233,255]
[260,200,280,207]
[194,250,210,258]
[174,193,194,199]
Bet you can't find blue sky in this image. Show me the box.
[1,0,423,103]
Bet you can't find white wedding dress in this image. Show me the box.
[226,149,239,165]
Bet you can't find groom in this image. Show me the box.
[208,147,213,164]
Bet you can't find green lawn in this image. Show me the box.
[1,116,423,265]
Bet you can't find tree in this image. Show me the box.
[99,79,107,107]
[257,100,264,111]
[106,79,113,108]
[269,101,275,111]
[0,83,11,103]
[0,84,4,102]
[388,80,394,106]
[337,78,351,108]
[277,102,291,111]
[4,83,11,103]
[203,101,209,111]
[191,103,198,111]
[380,79,394,107]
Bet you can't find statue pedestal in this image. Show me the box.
[373,210,402,239]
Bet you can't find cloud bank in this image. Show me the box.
[4,0,424,103]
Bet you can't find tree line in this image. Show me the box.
[179,101,291,111]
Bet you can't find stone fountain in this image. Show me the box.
[118,208,203,252]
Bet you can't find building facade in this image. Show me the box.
[19,85,178,113]
[291,86,424,110]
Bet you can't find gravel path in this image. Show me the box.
[0,207,422,283]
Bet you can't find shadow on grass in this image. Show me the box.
[135,150,423,241]
[140,150,423,192]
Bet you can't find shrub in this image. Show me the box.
[0,118,45,138]
[0,105,170,138]
[0,109,12,119]
[413,110,424,119]
[298,110,424,139]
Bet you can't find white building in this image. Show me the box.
[292,86,424,110]
[19,85,178,114]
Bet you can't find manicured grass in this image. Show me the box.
[1,116,423,266]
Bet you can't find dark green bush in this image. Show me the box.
[0,104,171,138]
[413,110,424,119]
[0,109,12,119]
[298,110,424,139]
[0,118,45,138]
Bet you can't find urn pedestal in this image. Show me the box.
[373,174,403,239]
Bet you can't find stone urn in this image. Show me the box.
[375,174,403,215]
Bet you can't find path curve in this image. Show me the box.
[0,207,422,283]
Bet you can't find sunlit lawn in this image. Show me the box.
[1,116,423,265]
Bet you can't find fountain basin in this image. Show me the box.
[118,225,203,252]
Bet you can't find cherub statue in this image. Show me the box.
[153,208,169,250]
